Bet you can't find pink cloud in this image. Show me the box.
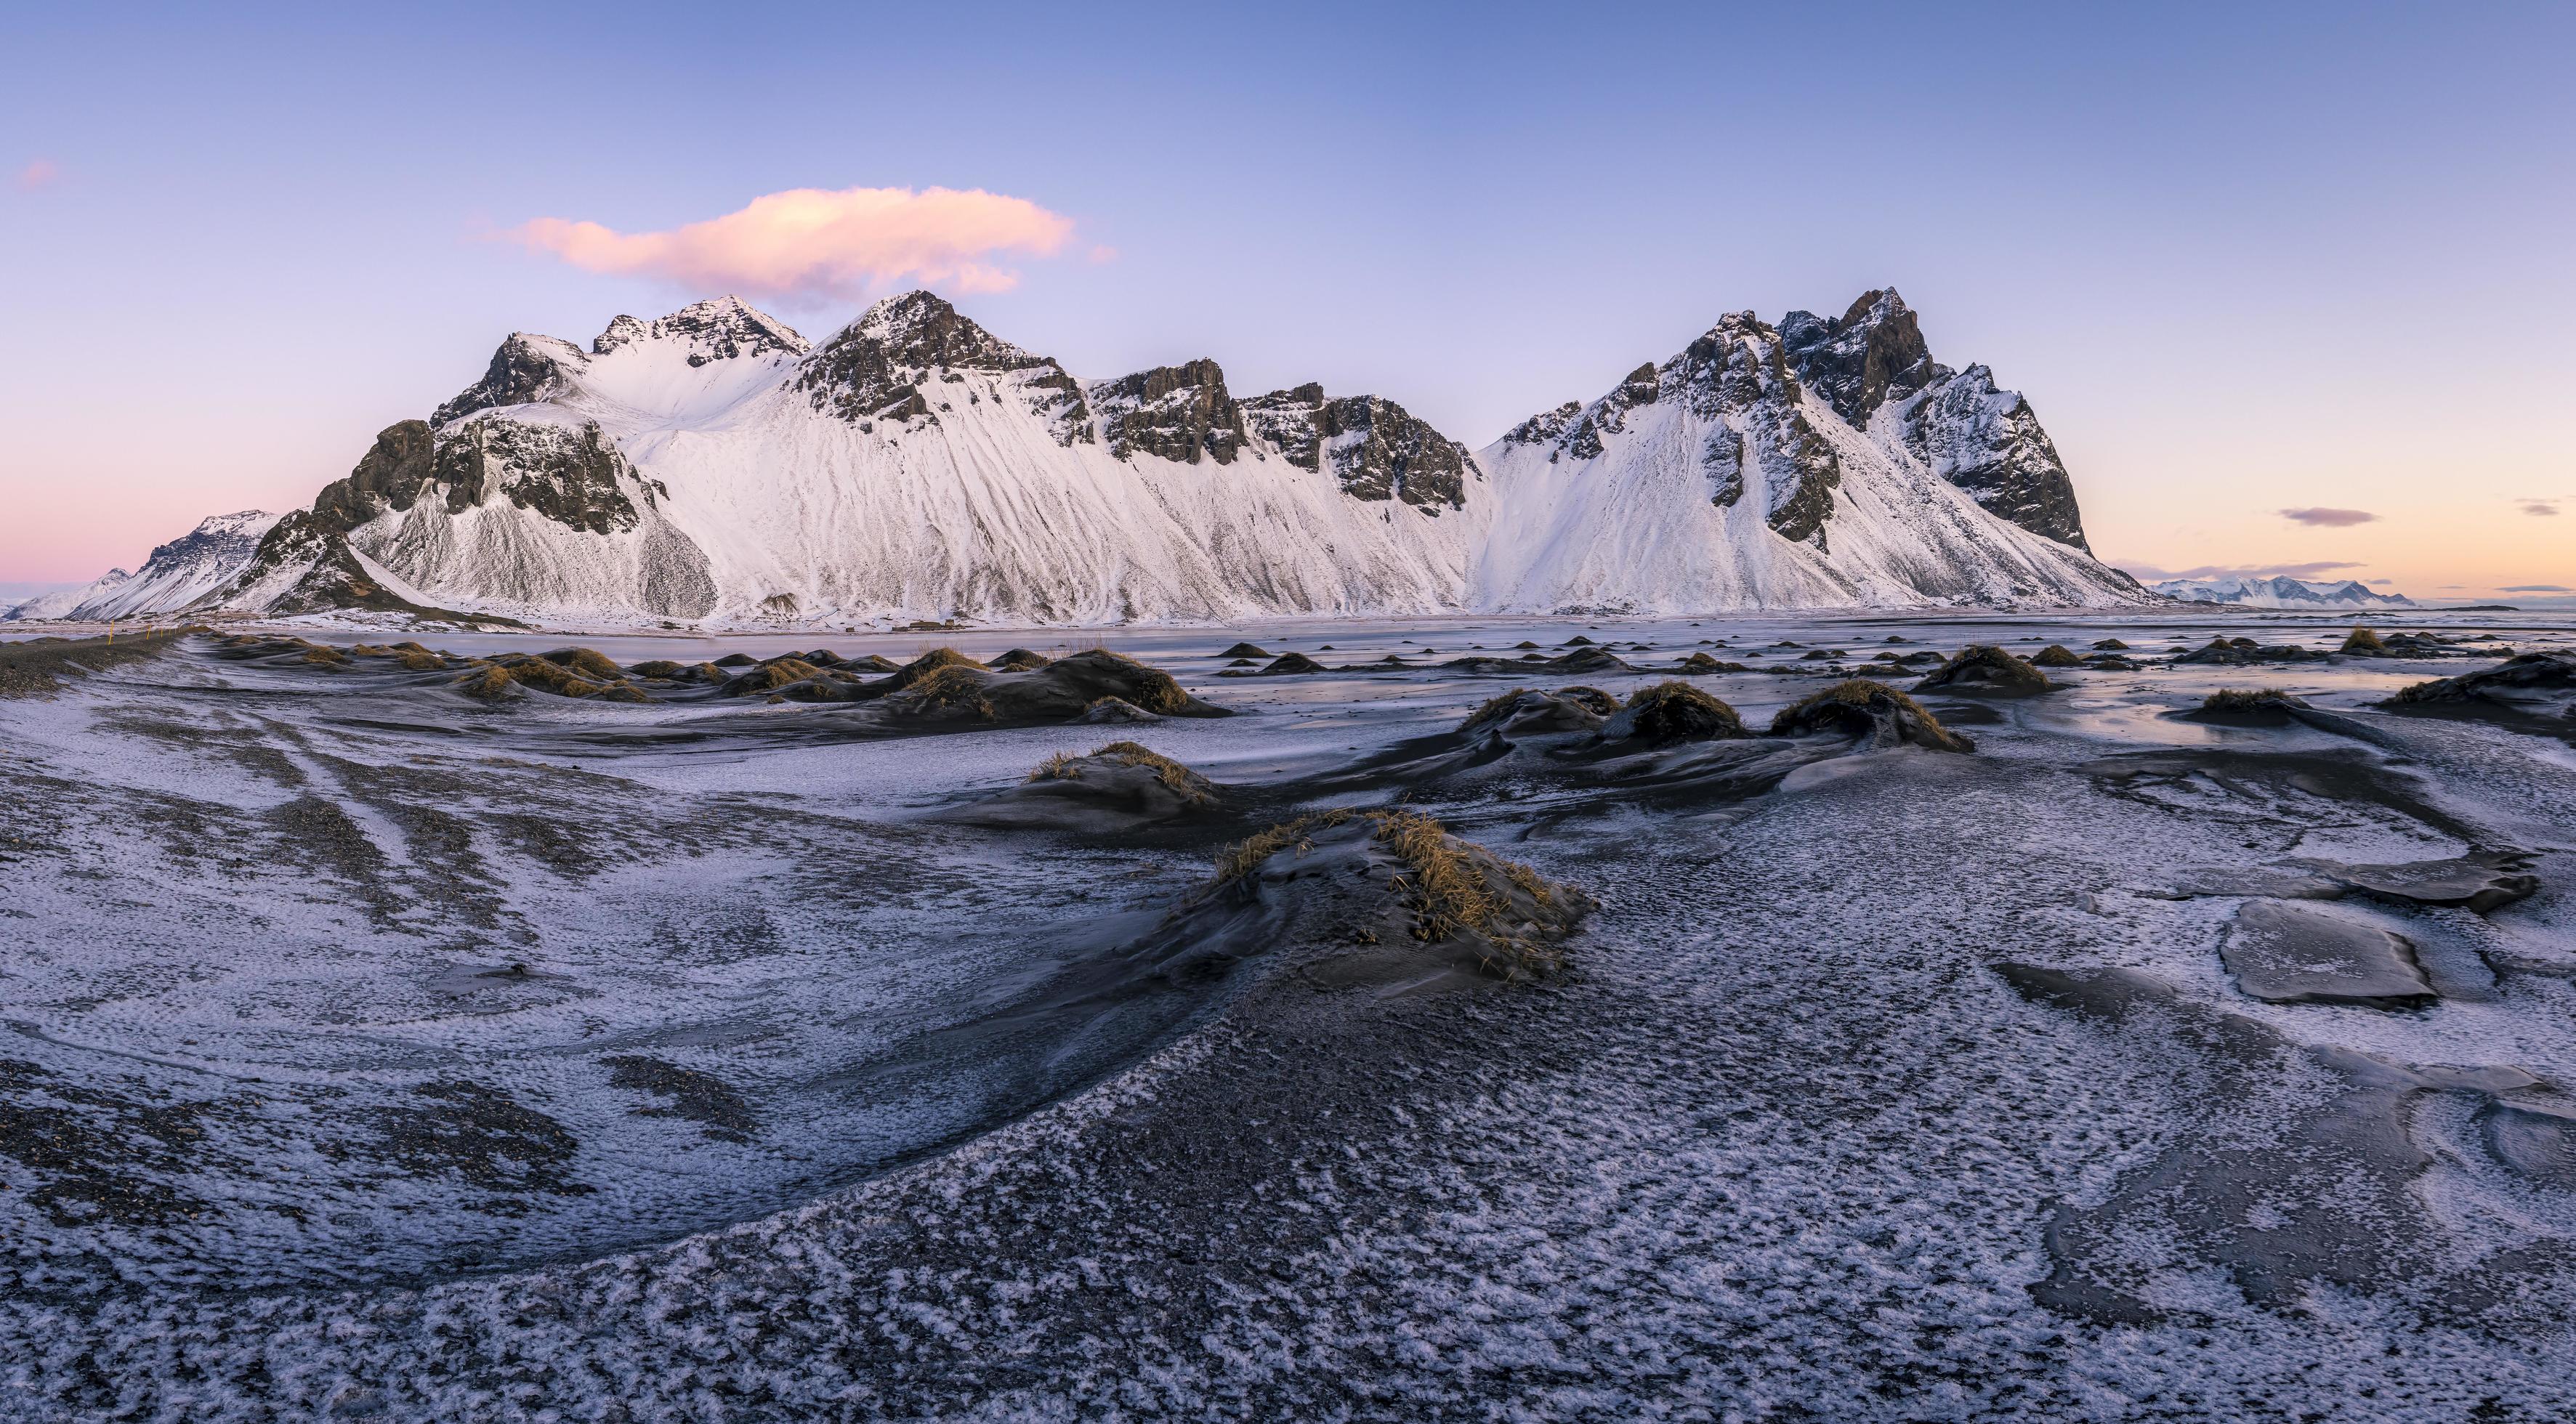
[15,158,61,190]
[511,186,1077,302]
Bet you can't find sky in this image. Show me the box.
[3,0,2569,601]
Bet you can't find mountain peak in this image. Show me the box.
[1782,286,1939,425]
[593,295,807,361]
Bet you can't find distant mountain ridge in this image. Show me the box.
[2151,575,2417,610]
[11,288,2149,626]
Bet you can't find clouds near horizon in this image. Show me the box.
[509,186,1079,304]
[2277,507,2378,527]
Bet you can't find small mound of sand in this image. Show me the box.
[1771,679,1973,752]
[1600,681,1748,743]
[1913,644,2052,695]
[1198,809,1591,984]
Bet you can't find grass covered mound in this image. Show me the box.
[2030,644,2085,668]
[1245,652,1325,676]
[2091,638,2131,651]
[539,647,625,682]
[1219,642,1272,659]
[943,740,1219,831]
[2386,652,2576,711]
[2177,687,2314,725]
[1030,740,1215,804]
[990,648,1054,672]
[1673,651,1750,673]
[888,647,990,688]
[1771,679,1974,752]
[1600,680,1749,743]
[718,658,829,697]
[2176,636,2333,666]
[1913,644,2053,695]
[0,627,199,696]
[2341,626,2389,655]
[1460,686,1610,737]
[455,653,650,703]
[879,648,1224,725]
[1206,809,1590,983]
[2203,687,2309,712]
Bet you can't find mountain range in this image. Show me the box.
[2149,575,2417,610]
[11,288,2150,626]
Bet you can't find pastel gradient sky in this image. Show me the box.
[4,1,2569,599]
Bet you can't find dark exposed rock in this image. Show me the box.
[796,291,1091,444]
[432,417,641,534]
[311,421,439,529]
[1219,642,1272,659]
[1780,289,1940,426]
[1240,385,1475,510]
[1501,400,1584,448]
[591,296,807,368]
[1094,360,1247,466]
[434,333,586,428]
[1899,365,2089,549]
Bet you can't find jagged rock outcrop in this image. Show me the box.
[1475,291,2137,612]
[1091,360,1245,465]
[1777,290,2089,550]
[796,290,1091,444]
[1780,289,1940,426]
[1240,385,1472,509]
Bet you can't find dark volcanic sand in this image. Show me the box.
[3,611,2574,1420]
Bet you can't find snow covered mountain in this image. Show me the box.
[3,511,280,621]
[203,293,1487,626]
[2151,575,2416,610]
[1474,291,2141,612]
[18,288,2149,627]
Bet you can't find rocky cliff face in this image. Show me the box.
[1475,291,2139,612]
[1238,385,1471,510]
[796,291,1091,445]
[1778,289,2090,550]
[1091,360,1246,465]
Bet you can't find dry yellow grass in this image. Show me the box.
[2342,626,2389,655]
[905,663,996,718]
[1208,806,1569,979]
[892,647,988,687]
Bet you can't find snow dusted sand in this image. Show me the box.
[4,610,2574,1419]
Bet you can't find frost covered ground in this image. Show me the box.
[3,610,2573,1420]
